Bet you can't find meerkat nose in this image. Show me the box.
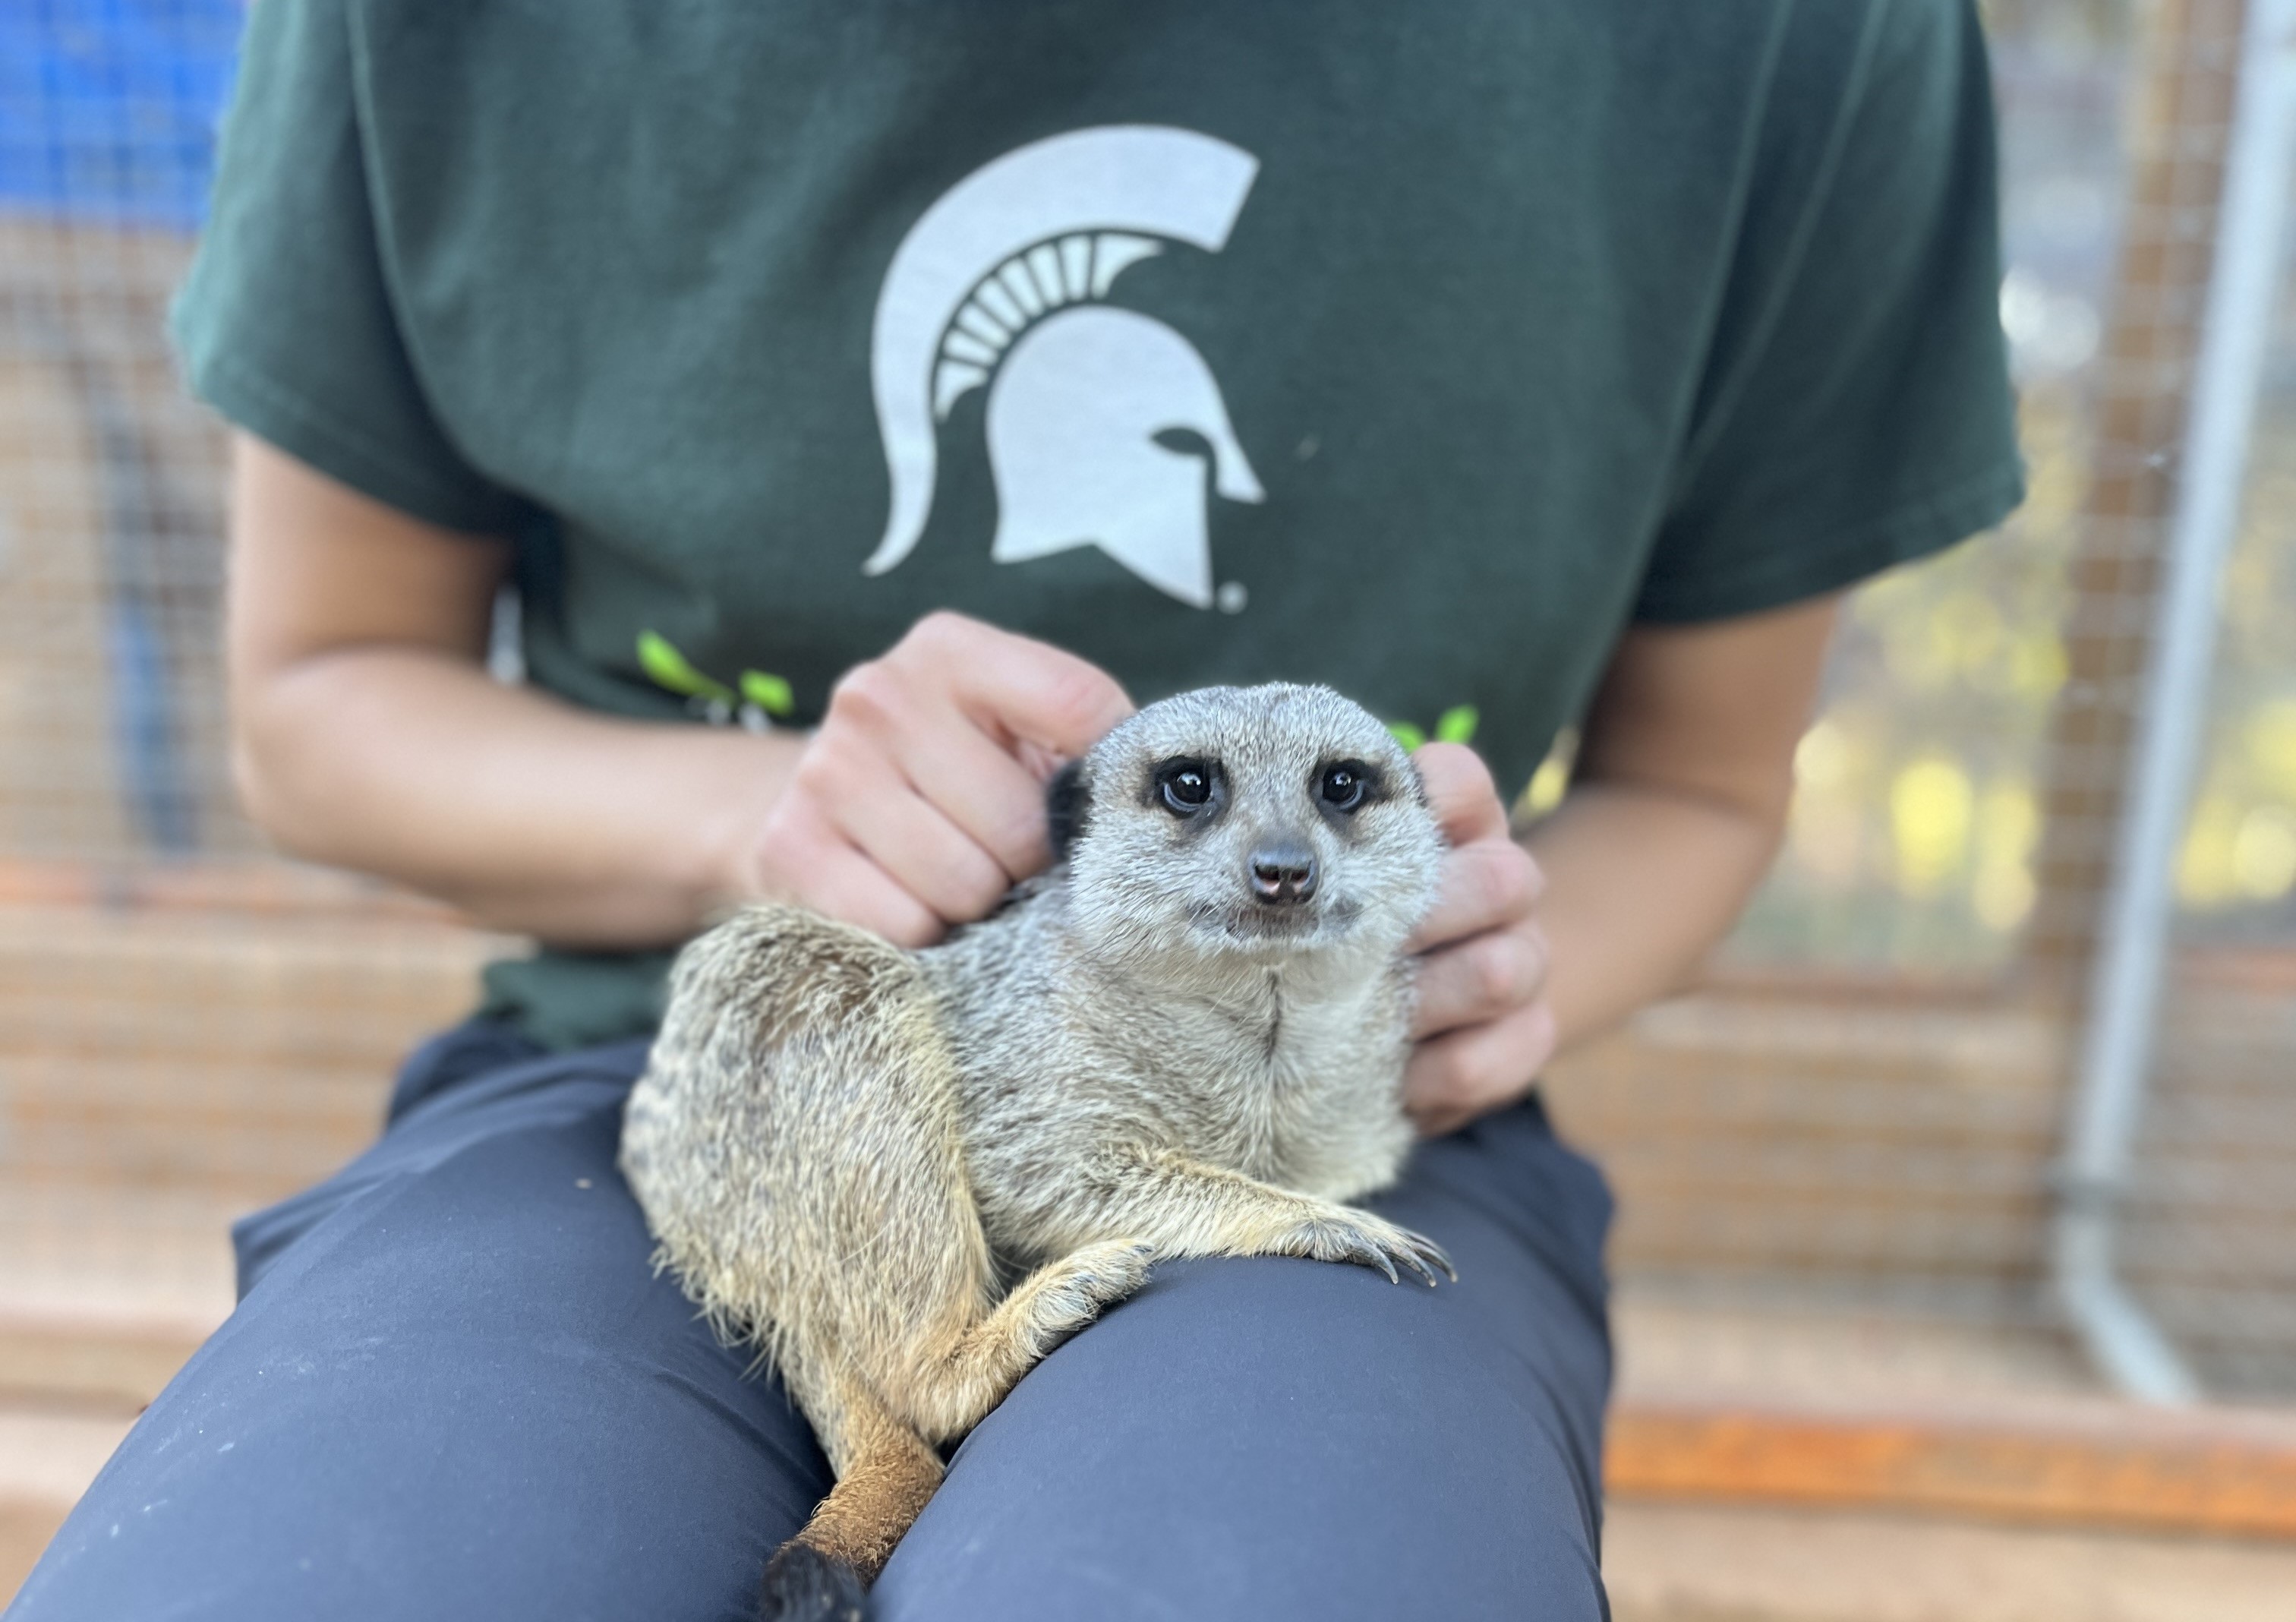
[1249,845,1319,905]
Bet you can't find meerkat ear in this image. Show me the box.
[1045,759,1091,861]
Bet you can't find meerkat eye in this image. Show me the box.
[1156,759,1215,816]
[1318,762,1370,814]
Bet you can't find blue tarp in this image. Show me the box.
[0,0,244,229]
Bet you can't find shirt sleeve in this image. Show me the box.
[1632,0,2025,624]
[169,0,525,534]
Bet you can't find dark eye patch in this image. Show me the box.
[1152,757,1219,818]
[1315,759,1384,819]
[1045,759,1090,860]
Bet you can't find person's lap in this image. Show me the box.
[9,1024,1613,1622]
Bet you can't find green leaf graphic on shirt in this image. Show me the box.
[740,671,795,718]
[636,631,734,703]
[1434,705,1480,745]
[1388,706,1478,753]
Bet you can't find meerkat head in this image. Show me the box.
[1048,684,1444,970]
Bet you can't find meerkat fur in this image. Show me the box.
[620,683,1452,1617]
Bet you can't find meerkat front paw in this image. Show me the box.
[1036,1238,1160,1329]
[1000,1238,1161,1361]
[1278,1206,1455,1287]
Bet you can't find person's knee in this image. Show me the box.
[875,1251,1608,1620]
[12,1082,828,1622]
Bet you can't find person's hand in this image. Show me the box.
[724,612,1133,946]
[1403,743,1556,1135]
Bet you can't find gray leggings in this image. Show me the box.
[11,1022,1614,1620]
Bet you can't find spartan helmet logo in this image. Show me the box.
[863,125,1266,609]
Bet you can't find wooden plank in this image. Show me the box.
[0,1497,67,1614]
[0,1406,138,1608]
[1608,1400,2296,1542]
[0,1314,206,1415]
[0,856,459,923]
[1604,1499,2296,1622]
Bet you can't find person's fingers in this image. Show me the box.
[1408,836,1544,952]
[825,644,1062,882]
[885,705,1061,880]
[1410,920,1550,1039]
[1012,738,1067,786]
[746,800,945,948]
[1413,742,1509,846]
[902,611,1135,758]
[804,749,1013,925]
[754,616,1131,941]
[1404,997,1559,1136]
[793,845,947,948]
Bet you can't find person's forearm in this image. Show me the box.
[1521,779,1784,1053]
[237,645,799,945]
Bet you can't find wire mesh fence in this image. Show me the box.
[0,3,497,1337]
[0,0,2290,1428]
[1554,0,2296,1409]
[1548,0,2296,1410]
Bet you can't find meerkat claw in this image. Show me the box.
[1298,1210,1452,1286]
[1383,1228,1452,1287]
[1417,1239,1458,1284]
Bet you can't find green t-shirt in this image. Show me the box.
[175,0,2022,1049]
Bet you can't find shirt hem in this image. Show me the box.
[181,345,522,537]
[1632,459,2027,624]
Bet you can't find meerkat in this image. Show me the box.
[620,683,1452,1620]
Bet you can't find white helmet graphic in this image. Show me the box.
[864,125,1266,608]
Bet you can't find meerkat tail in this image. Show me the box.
[757,1542,868,1622]
[758,1386,941,1622]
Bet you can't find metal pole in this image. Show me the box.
[2052,0,2296,1405]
